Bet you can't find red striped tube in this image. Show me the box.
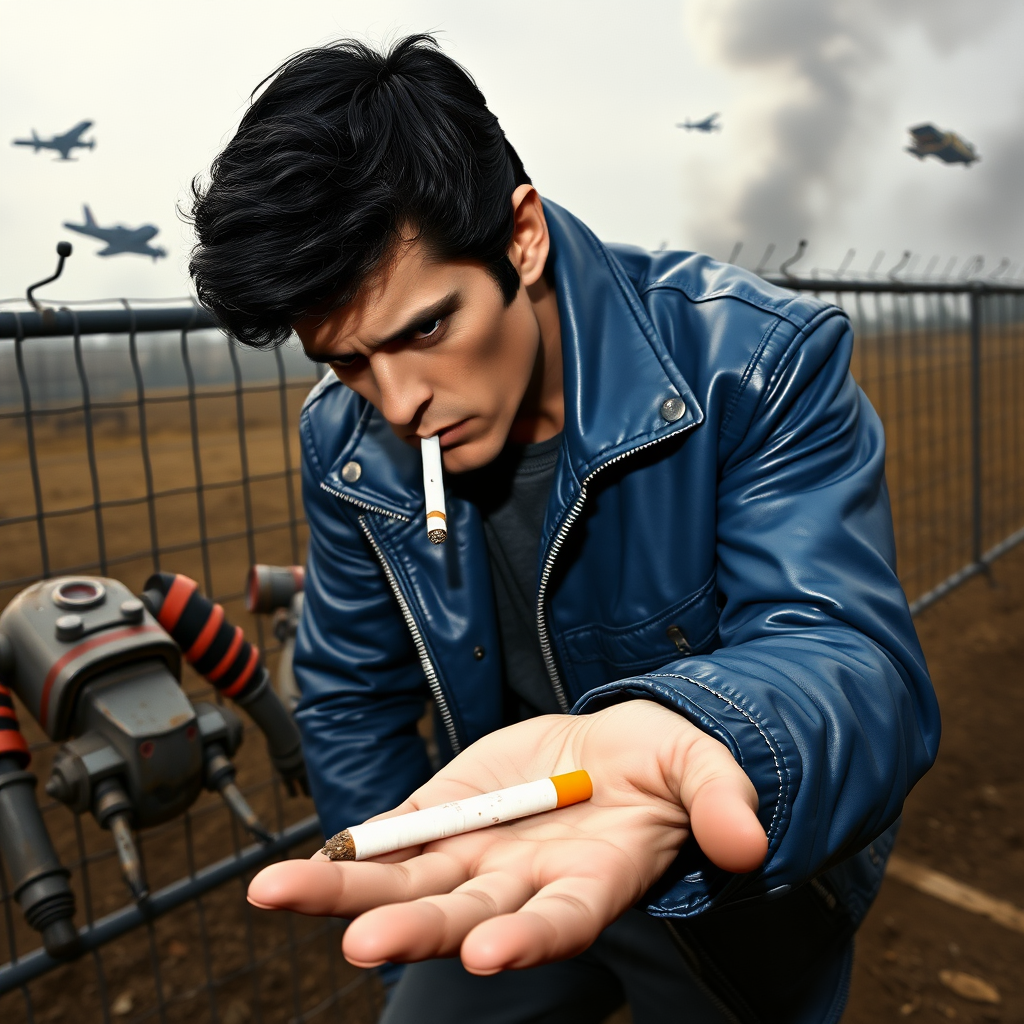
[0,682,31,768]
[141,573,263,700]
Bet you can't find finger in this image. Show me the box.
[688,775,768,873]
[247,851,469,916]
[342,872,534,966]
[460,874,617,974]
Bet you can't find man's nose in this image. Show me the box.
[371,355,431,428]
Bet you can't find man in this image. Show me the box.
[189,35,939,1023]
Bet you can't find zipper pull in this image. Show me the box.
[666,625,692,655]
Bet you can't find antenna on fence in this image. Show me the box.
[988,257,1010,280]
[26,242,73,311]
[835,249,856,278]
[922,255,939,280]
[867,251,885,278]
[940,257,957,281]
[726,241,743,265]
[754,243,775,275]
[779,239,807,278]
[959,255,984,280]
[888,250,912,281]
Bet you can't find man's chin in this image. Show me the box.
[442,432,506,474]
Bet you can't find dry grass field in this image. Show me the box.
[1,312,1023,1023]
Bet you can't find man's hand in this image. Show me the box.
[248,699,767,974]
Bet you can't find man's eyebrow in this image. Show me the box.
[305,291,461,364]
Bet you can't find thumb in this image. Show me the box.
[683,754,768,874]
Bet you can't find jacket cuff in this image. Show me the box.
[571,673,796,916]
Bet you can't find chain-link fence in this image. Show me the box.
[2,275,1023,1023]
[759,276,1024,612]
[0,304,383,1024]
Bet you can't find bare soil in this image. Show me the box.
[2,349,1023,1023]
[842,540,1024,1024]
[603,543,1024,1024]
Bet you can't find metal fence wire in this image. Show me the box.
[1,276,1023,1023]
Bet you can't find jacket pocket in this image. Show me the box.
[558,575,720,695]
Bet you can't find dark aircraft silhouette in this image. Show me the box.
[677,113,721,133]
[12,121,95,161]
[906,124,979,165]
[63,206,167,260]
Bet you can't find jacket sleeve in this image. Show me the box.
[292,403,433,838]
[573,308,940,915]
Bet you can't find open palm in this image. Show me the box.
[248,699,767,974]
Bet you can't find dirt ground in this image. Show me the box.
[2,349,1023,1023]
[600,542,1024,1024]
[5,541,1023,1024]
[842,540,1024,1024]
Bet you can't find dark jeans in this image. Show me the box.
[379,909,731,1024]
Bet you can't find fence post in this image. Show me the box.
[970,283,984,567]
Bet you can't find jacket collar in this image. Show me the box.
[322,199,702,515]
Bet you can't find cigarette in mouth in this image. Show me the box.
[421,434,447,545]
[319,770,593,862]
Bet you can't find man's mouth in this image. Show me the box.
[434,419,472,447]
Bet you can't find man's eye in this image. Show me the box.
[410,317,443,340]
[331,353,362,369]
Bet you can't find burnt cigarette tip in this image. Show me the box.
[427,529,446,545]
[320,829,356,861]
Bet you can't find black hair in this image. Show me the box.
[188,34,531,349]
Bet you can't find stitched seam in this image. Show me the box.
[321,403,417,518]
[560,572,717,643]
[299,409,324,478]
[647,672,789,843]
[640,279,826,331]
[566,619,720,669]
[719,316,784,440]
[764,304,844,396]
[300,370,337,413]
[575,225,698,397]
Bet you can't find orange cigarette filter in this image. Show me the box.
[321,769,594,861]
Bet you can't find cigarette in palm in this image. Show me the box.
[421,435,447,545]
[319,770,593,862]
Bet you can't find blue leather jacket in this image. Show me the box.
[293,201,939,1019]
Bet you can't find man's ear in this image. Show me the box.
[509,185,550,289]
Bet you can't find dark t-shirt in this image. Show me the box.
[452,433,563,723]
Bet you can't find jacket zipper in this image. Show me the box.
[357,514,461,755]
[320,480,410,521]
[537,431,688,713]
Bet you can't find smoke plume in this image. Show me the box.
[683,0,1019,264]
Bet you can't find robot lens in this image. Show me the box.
[53,579,106,609]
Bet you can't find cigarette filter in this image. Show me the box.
[421,435,447,544]
[320,769,592,861]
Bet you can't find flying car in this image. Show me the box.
[677,113,721,133]
[906,124,979,166]
[63,205,167,260]
[12,121,95,161]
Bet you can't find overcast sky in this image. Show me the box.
[2,0,1023,304]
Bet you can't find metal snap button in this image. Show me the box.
[341,461,362,483]
[660,397,686,423]
[473,645,486,660]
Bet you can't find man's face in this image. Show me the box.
[294,239,541,473]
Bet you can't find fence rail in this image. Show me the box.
[2,274,1024,1023]
[761,275,1024,614]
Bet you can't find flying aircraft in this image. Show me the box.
[677,113,721,133]
[906,124,979,165]
[63,205,167,260]
[12,121,95,161]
